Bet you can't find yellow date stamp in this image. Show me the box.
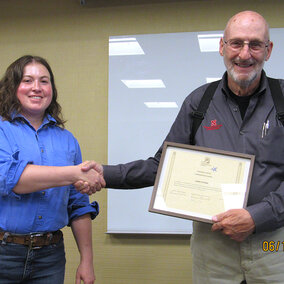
[262,241,284,252]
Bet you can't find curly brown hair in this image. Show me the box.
[0,55,65,127]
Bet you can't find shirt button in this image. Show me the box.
[38,216,42,219]
[42,191,45,195]
[240,130,244,135]
[41,149,44,153]
[233,107,238,112]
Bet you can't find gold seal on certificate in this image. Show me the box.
[149,142,255,223]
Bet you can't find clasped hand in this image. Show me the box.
[74,161,105,195]
[211,208,255,242]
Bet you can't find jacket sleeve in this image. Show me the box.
[247,181,284,233]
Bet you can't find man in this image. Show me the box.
[79,11,284,283]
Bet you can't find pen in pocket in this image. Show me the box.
[261,120,269,138]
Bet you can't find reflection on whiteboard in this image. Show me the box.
[107,29,284,234]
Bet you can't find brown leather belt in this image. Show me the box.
[0,230,63,249]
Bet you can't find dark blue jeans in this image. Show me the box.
[0,239,66,284]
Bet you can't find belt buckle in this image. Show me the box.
[29,232,44,250]
[1,232,10,245]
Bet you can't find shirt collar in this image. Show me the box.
[11,112,57,128]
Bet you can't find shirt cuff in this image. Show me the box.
[103,165,123,188]
[68,201,99,226]
[246,202,278,233]
[4,159,31,198]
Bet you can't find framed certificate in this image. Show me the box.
[149,142,255,223]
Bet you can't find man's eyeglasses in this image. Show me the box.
[223,39,269,52]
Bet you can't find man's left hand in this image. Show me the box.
[211,209,255,242]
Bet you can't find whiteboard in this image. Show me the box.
[107,29,284,234]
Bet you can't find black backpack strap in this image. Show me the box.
[190,80,221,144]
[267,77,284,126]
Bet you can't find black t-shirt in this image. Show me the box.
[228,89,255,119]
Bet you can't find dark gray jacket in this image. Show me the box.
[104,71,284,233]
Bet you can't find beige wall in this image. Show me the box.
[1,0,284,283]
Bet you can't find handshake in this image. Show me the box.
[74,161,106,195]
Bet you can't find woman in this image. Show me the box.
[0,55,104,284]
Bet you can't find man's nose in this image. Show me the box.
[238,42,252,60]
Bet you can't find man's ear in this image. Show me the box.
[219,37,224,57]
[265,41,273,61]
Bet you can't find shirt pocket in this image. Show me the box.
[49,150,76,166]
[258,126,284,165]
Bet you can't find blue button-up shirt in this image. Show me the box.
[0,114,98,234]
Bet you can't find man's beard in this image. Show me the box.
[225,59,264,88]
